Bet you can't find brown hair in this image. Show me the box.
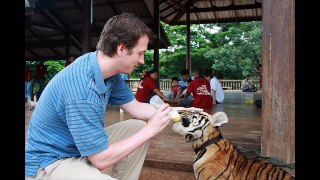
[96,12,155,57]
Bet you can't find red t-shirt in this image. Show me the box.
[171,85,182,98]
[135,76,158,102]
[186,78,213,108]
[36,63,47,80]
[25,66,33,81]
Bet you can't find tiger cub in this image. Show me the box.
[172,110,294,180]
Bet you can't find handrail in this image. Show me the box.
[126,79,260,91]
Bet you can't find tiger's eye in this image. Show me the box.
[182,118,190,127]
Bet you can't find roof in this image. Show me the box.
[159,0,262,25]
[25,0,171,61]
[25,0,262,61]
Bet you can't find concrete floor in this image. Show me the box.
[25,102,295,178]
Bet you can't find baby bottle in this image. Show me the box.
[149,95,181,122]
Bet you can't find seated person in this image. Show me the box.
[169,77,182,100]
[178,69,193,100]
[184,68,212,108]
[241,75,257,92]
[204,69,224,104]
[135,69,169,103]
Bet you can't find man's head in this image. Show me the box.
[203,69,213,81]
[96,13,154,57]
[97,13,155,75]
[180,69,189,82]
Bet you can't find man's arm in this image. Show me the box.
[212,89,217,105]
[88,103,172,170]
[120,99,156,120]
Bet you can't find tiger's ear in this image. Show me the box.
[210,112,228,127]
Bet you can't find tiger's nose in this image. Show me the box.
[182,118,190,127]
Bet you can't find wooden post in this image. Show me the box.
[261,0,295,164]
[82,0,91,54]
[154,0,160,86]
[186,9,191,75]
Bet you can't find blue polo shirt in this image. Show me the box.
[25,51,134,177]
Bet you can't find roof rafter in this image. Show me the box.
[189,3,261,13]
[25,26,61,57]
[170,0,197,25]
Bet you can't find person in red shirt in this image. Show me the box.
[170,77,182,100]
[35,60,48,100]
[25,62,36,109]
[136,69,169,103]
[256,64,262,89]
[185,68,213,108]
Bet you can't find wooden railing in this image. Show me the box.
[126,79,260,91]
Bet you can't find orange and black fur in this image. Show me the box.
[172,110,294,180]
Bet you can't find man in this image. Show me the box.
[241,75,257,92]
[25,13,173,180]
[204,69,224,105]
[178,69,193,91]
[185,68,213,108]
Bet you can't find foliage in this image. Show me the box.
[32,21,262,81]
[203,22,262,79]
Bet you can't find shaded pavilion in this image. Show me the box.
[25,0,294,164]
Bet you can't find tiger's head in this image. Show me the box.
[172,110,228,143]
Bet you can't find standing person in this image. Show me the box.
[135,69,169,103]
[25,62,36,110]
[65,55,75,67]
[25,13,173,180]
[185,68,213,108]
[34,60,48,101]
[204,70,224,105]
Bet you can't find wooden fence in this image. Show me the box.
[127,79,260,91]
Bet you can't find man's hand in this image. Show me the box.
[146,103,172,137]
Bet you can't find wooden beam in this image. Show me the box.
[43,8,83,53]
[71,0,83,13]
[189,3,262,13]
[105,0,118,14]
[25,26,61,57]
[261,0,295,164]
[167,0,185,11]
[26,47,41,60]
[170,0,197,25]
[154,0,160,86]
[161,9,178,19]
[26,40,69,48]
[173,16,262,25]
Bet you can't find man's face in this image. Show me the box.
[181,74,188,82]
[119,35,149,74]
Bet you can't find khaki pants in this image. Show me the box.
[26,119,149,180]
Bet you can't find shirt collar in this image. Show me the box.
[90,50,106,94]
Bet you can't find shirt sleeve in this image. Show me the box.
[108,75,135,105]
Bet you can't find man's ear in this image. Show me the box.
[117,44,126,55]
